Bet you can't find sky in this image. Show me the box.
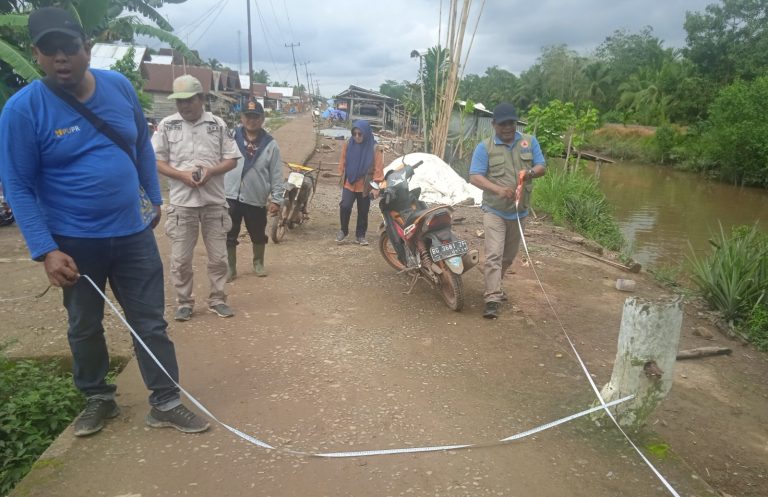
[145,0,716,97]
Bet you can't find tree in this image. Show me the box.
[458,66,520,109]
[581,61,612,113]
[250,68,269,84]
[206,58,223,71]
[698,76,768,187]
[684,0,768,86]
[594,27,668,112]
[110,45,151,111]
[379,79,410,101]
[525,99,599,171]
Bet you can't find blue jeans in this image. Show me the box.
[55,227,180,408]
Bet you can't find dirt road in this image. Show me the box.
[2,113,766,497]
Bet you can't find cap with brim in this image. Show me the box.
[242,98,264,115]
[168,74,204,100]
[492,103,518,123]
[28,7,86,44]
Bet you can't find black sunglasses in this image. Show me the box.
[36,38,83,57]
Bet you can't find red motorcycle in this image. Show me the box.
[371,159,478,311]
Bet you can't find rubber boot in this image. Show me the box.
[226,245,237,282]
[252,244,267,277]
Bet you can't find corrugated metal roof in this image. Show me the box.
[90,43,148,71]
[149,54,174,65]
[267,86,294,97]
[143,63,215,93]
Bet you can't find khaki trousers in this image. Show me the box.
[165,204,232,309]
[483,211,526,303]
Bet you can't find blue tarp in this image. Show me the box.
[320,108,347,121]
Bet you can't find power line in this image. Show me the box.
[266,0,289,42]
[190,0,231,49]
[253,0,286,83]
[281,0,296,40]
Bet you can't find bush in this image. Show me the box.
[0,357,84,495]
[687,224,768,326]
[744,303,768,352]
[698,76,768,187]
[533,162,624,251]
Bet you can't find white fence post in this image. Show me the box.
[597,296,684,431]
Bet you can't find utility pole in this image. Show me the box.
[315,80,320,98]
[246,0,254,95]
[237,30,242,75]
[285,42,302,92]
[302,61,311,107]
[308,72,315,100]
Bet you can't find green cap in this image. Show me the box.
[168,74,203,100]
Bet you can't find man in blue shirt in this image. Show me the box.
[469,103,546,319]
[0,7,209,436]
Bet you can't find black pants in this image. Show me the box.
[227,199,268,247]
[339,187,371,238]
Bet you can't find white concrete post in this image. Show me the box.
[597,296,684,431]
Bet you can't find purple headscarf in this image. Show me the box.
[344,120,375,184]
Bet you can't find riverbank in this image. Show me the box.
[1,113,766,497]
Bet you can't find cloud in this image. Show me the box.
[148,0,713,96]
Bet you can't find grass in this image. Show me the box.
[687,224,768,349]
[585,125,657,162]
[0,355,84,495]
[532,161,624,251]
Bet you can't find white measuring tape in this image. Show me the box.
[514,211,681,497]
[82,274,632,460]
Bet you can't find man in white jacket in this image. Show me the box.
[224,99,284,280]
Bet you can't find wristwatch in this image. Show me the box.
[526,168,535,180]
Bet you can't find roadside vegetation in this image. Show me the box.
[687,225,768,351]
[0,351,85,495]
[532,163,624,252]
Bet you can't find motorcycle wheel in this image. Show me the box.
[378,231,406,271]
[438,267,464,311]
[270,206,288,243]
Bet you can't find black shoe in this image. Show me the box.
[73,398,120,437]
[146,404,210,433]
[174,307,192,321]
[208,303,234,318]
[483,301,501,319]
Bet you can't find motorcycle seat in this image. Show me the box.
[407,205,453,227]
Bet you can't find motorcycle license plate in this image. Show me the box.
[430,240,468,261]
[287,172,304,188]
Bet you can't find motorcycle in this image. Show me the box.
[270,162,319,243]
[0,180,13,227]
[371,159,479,311]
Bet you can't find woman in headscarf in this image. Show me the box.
[336,120,384,245]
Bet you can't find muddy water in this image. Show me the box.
[588,161,768,268]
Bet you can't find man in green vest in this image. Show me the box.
[469,103,546,319]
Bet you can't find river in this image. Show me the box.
[587,161,768,268]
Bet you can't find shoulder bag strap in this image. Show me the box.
[42,78,137,166]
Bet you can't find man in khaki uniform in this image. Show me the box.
[152,75,241,321]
